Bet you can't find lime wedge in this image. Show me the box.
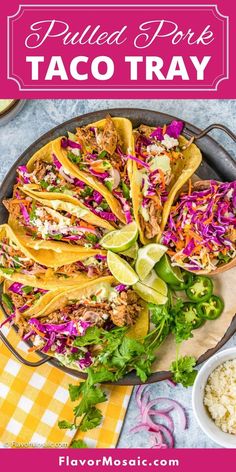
[133,282,168,305]
[100,222,138,253]
[155,254,184,285]
[107,251,139,285]
[120,242,139,260]
[142,270,168,297]
[135,243,168,281]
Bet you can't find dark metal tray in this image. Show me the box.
[1,108,236,385]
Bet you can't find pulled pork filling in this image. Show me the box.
[2,284,48,323]
[67,115,133,224]
[0,238,109,279]
[17,158,119,225]
[134,123,184,239]
[3,186,105,247]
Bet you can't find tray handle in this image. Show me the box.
[184,123,236,143]
[0,302,51,367]
[0,330,50,366]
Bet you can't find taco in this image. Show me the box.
[131,120,202,244]
[52,115,134,225]
[161,180,236,274]
[4,185,108,248]
[0,224,109,289]
[1,279,62,321]
[5,276,149,371]
[17,140,118,232]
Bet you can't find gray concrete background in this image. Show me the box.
[0,99,235,448]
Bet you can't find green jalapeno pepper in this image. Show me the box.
[186,276,213,303]
[181,302,205,329]
[197,295,224,320]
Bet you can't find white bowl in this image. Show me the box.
[192,347,236,448]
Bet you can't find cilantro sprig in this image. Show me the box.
[59,292,199,435]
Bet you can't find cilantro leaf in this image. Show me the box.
[79,407,103,432]
[70,439,88,448]
[98,150,107,159]
[121,180,130,200]
[40,180,49,189]
[80,186,94,198]
[58,420,75,430]
[22,286,34,295]
[2,293,14,312]
[0,267,15,275]
[73,386,107,418]
[87,367,115,386]
[170,355,197,387]
[67,151,81,164]
[29,201,36,221]
[86,234,99,244]
[69,383,84,402]
[74,326,102,347]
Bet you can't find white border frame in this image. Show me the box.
[7,4,229,92]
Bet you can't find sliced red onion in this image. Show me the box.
[89,168,110,179]
[59,168,75,183]
[147,398,187,430]
[109,168,120,190]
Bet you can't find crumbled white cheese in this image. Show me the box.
[204,359,236,434]
[161,133,179,150]
[31,207,73,238]
[147,144,164,155]
[33,335,42,347]
[70,148,80,156]
[43,172,55,183]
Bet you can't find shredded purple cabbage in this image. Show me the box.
[115,284,128,292]
[77,351,92,369]
[150,120,184,141]
[53,155,62,169]
[8,282,24,295]
[61,137,81,149]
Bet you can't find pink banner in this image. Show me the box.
[1,448,236,471]
[0,0,235,97]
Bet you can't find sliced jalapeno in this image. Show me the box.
[182,302,205,330]
[170,271,194,291]
[198,295,224,320]
[186,276,213,303]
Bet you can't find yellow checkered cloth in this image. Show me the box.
[0,310,132,448]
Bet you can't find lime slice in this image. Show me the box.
[120,242,139,260]
[107,251,139,285]
[135,243,168,281]
[100,222,138,253]
[155,254,184,285]
[133,282,168,305]
[142,270,168,297]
